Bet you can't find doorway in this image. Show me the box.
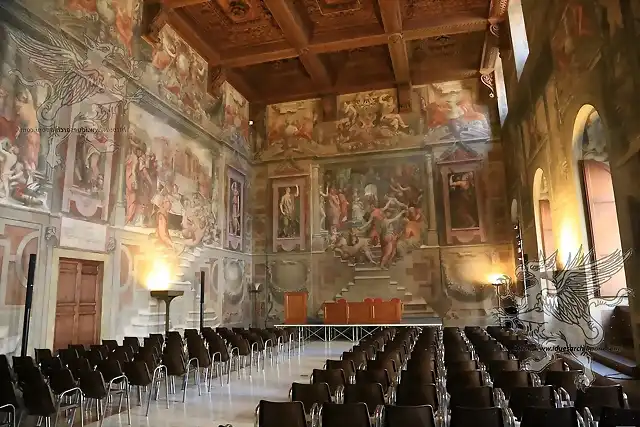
[53,258,104,350]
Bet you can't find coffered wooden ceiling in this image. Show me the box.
[142,0,509,105]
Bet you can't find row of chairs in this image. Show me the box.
[0,326,298,427]
[254,325,640,427]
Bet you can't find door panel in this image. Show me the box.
[53,258,103,350]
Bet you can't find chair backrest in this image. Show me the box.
[520,407,580,427]
[395,382,438,407]
[492,370,530,396]
[445,350,472,361]
[575,385,624,417]
[355,369,391,392]
[326,359,355,376]
[446,360,478,373]
[312,369,346,394]
[342,351,367,368]
[449,386,494,408]
[487,359,518,374]
[543,370,581,401]
[599,407,640,427]
[290,382,331,414]
[450,406,504,427]
[321,402,371,427]
[344,383,385,415]
[509,386,555,420]
[258,400,306,427]
[383,404,436,427]
[446,370,483,392]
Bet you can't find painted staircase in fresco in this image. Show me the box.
[324,246,436,319]
[121,238,220,339]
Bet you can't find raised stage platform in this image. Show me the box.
[275,317,442,345]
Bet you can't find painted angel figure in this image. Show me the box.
[6,27,119,127]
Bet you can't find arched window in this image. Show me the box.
[574,106,627,297]
[508,0,530,79]
[494,55,508,125]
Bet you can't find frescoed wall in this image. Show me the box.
[257,80,495,161]
[0,1,254,354]
[253,79,511,327]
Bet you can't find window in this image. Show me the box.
[508,0,530,79]
[494,55,508,124]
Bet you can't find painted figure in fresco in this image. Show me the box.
[423,82,489,141]
[278,186,300,238]
[155,196,174,248]
[230,180,241,237]
[325,162,426,267]
[13,88,40,172]
[334,92,413,151]
[0,140,19,199]
[448,172,479,229]
[327,187,341,229]
[338,188,349,223]
[351,189,365,224]
[0,86,47,207]
[125,138,156,225]
[397,207,424,257]
[330,227,377,264]
[74,131,107,196]
[379,209,407,269]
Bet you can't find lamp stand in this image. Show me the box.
[150,290,184,337]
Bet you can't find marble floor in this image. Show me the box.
[86,342,353,427]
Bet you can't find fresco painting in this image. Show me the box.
[126,104,220,249]
[324,159,425,269]
[148,24,209,123]
[418,80,491,144]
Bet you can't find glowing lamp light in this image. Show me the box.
[488,273,510,287]
[146,259,171,290]
[558,222,579,269]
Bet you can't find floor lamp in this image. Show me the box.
[249,283,262,328]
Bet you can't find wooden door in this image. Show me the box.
[53,258,103,350]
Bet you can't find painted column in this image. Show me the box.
[425,153,439,246]
[310,164,326,251]
[112,104,129,226]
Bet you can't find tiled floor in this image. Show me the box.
[86,342,353,427]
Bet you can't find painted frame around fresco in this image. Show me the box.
[226,166,245,251]
[438,143,486,245]
[272,177,306,252]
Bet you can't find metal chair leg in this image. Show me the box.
[163,367,169,409]
[124,380,132,425]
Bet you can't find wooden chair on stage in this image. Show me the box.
[348,300,374,324]
[372,298,402,324]
[324,299,349,324]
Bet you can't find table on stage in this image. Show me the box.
[274,320,442,347]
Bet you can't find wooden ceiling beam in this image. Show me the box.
[217,16,488,68]
[165,9,256,100]
[479,24,500,74]
[488,0,510,24]
[161,0,209,9]
[377,0,411,85]
[263,0,333,90]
